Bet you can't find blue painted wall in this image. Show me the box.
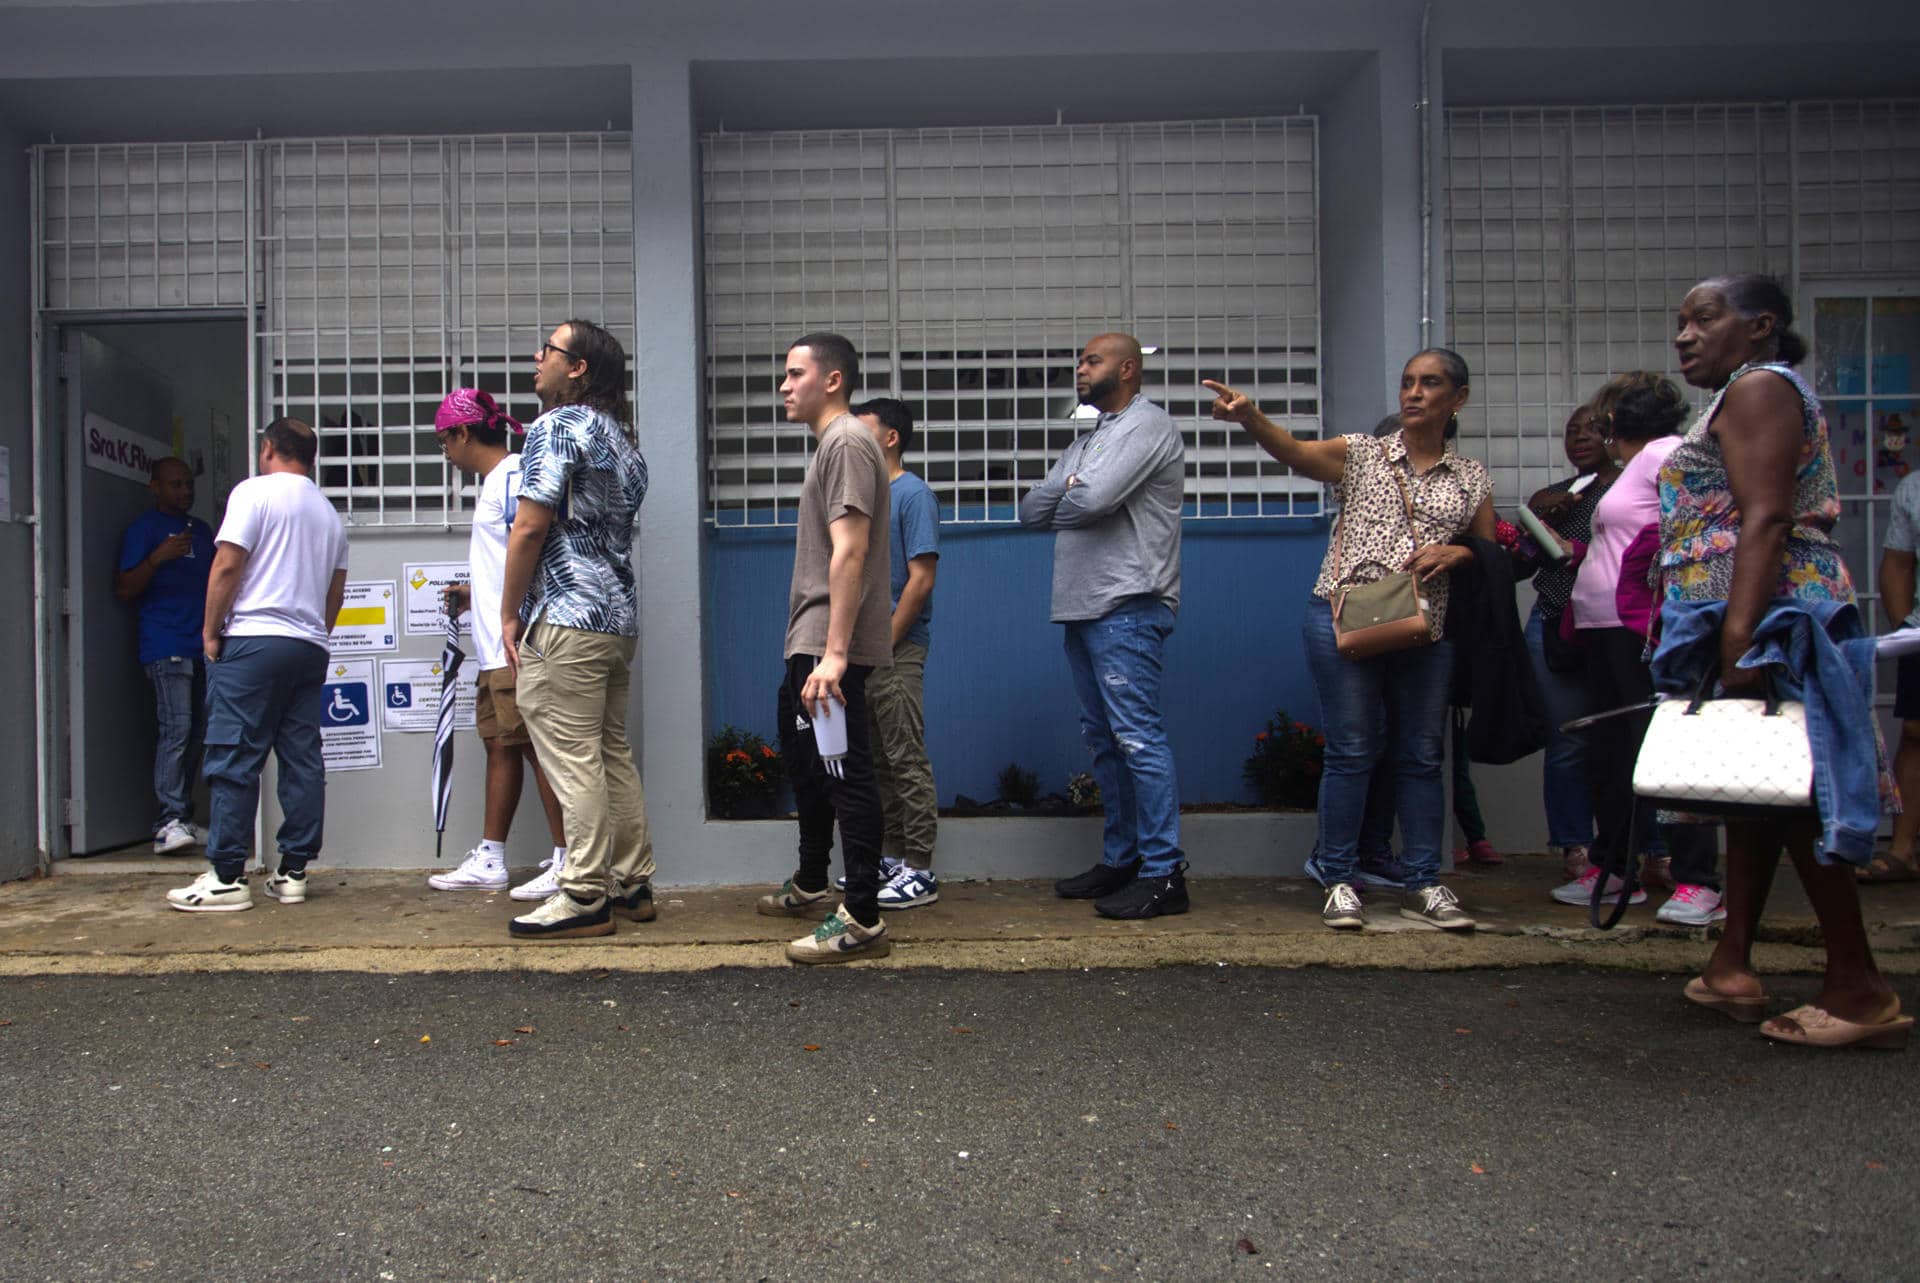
[705,517,1332,804]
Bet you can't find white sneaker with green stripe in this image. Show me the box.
[785,904,891,964]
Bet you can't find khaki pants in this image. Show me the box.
[867,639,937,866]
[515,619,653,897]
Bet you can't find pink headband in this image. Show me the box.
[433,388,523,436]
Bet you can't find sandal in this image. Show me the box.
[1683,975,1771,1024]
[1856,855,1918,884]
[1760,1004,1913,1050]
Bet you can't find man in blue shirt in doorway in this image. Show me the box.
[115,455,216,854]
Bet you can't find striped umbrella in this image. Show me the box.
[430,610,465,861]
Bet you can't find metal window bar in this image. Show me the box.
[701,116,1321,525]
[1445,104,1801,504]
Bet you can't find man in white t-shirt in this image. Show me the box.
[166,418,349,913]
[423,389,569,898]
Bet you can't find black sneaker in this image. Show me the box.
[1094,867,1190,919]
[610,879,656,923]
[1055,861,1140,899]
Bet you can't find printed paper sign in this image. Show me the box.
[379,657,478,734]
[319,659,380,772]
[404,562,471,637]
[329,581,398,656]
[82,411,174,485]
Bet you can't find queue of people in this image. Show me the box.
[115,274,1909,1046]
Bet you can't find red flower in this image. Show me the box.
[1255,731,1269,742]
[1313,735,1325,747]
[760,744,776,759]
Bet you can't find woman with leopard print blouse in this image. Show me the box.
[1206,349,1494,933]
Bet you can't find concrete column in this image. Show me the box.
[628,59,719,874]
[1317,29,1427,433]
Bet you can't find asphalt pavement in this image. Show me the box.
[3,966,1916,1281]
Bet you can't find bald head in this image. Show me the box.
[1075,332,1145,414]
[148,456,194,516]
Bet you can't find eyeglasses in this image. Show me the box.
[538,341,580,363]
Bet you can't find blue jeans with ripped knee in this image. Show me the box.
[1062,596,1183,877]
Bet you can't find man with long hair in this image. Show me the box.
[499,320,654,939]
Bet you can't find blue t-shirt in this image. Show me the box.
[889,471,940,649]
[117,509,216,665]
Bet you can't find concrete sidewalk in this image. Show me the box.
[5,853,1920,976]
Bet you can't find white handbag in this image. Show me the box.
[1632,673,1814,814]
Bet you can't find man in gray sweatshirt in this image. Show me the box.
[1017,332,1187,918]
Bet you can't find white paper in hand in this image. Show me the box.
[811,695,849,778]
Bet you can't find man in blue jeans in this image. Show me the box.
[166,418,348,913]
[116,456,215,855]
[1018,333,1188,919]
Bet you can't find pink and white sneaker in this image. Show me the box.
[1550,865,1646,907]
[1656,883,1728,926]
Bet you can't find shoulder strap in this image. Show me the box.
[1332,445,1421,585]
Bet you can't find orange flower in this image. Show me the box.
[1255,731,1269,742]
[760,744,776,759]
[726,749,751,764]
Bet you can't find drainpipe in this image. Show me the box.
[27,148,52,874]
[1418,0,1434,347]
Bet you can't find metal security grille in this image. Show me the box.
[1445,105,1792,503]
[1794,100,1920,279]
[1446,99,1920,506]
[36,142,251,310]
[702,118,1321,524]
[262,134,635,525]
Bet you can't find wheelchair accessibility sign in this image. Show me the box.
[319,659,379,771]
[379,658,477,734]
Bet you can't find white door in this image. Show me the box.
[64,330,176,854]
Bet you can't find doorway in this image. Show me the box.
[50,317,250,859]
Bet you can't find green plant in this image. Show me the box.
[996,761,1041,808]
[707,724,783,818]
[1066,771,1101,808]
[1242,711,1326,809]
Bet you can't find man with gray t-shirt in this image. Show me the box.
[756,332,896,964]
[1018,332,1187,919]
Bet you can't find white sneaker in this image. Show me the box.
[1550,866,1648,906]
[838,856,906,891]
[877,865,939,908]
[264,869,308,904]
[429,848,509,891]
[511,852,564,902]
[1656,883,1728,926]
[165,870,252,912]
[154,819,199,854]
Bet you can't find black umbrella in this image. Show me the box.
[431,611,465,861]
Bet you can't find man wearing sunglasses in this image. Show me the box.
[498,320,654,940]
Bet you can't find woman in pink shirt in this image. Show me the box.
[1553,373,1719,919]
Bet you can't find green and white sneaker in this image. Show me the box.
[756,876,835,918]
[165,870,252,913]
[785,905,891,965]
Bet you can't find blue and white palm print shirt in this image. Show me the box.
[517,403,648,637]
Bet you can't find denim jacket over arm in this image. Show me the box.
[1650,597,1882,864]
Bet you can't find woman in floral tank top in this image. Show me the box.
[1661,273,1907,1050]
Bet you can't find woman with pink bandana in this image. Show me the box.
[426,388,569,898]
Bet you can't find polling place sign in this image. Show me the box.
[83,411,173,484]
